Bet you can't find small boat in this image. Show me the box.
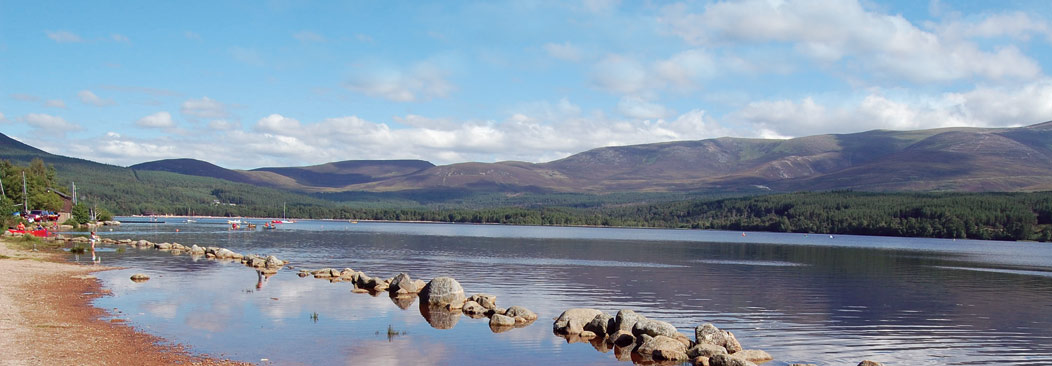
[227,219,242,225]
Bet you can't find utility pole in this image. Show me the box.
[22,171,28,213]
[0,172,5,198]
[72,182,77,205]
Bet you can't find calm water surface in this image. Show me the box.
[78,218,1052,365]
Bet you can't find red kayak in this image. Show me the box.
[7,229,50,238]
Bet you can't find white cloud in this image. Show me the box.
[544,42,583,62]
[136,111,175,128]
[45,99,66,108]
[935,11,1050,42]
[111,33,130,42]
[729,79,1052,137]
[180,97,229,118]
[591,55,649,94]
[345,61,455,102]
[292,30,325,42]
[78,90,114,106]
[45,30,82,43]
[255,114,302,132]
[657,0,1042,83]
[22,113,80,135]
[617,96,672,120]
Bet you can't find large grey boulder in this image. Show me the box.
[553,308,604,336]
[584,313,614,336]
[389,273,421,295]
[215,248,241,259]
[504,306,537,324]
[189,244,205,254]
[420,277,466,309]
[154,242,172,250]
[696,323,742,354]
[632,318,680,339]
[611,309,644,335]
[636,334,688,361]
[709,354,757,366]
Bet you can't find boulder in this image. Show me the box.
[154,242,172,250]
[468,293,497,310]
[297,270,310,278]
[584,313,614,336]
[687,343,728,358]
[171,243,187,251]
[709,355,757,366]
[462,300,487,317]
[264,255,285,269]
[313,268,336,278]
[579,330,598,339]
[372,280,389,292]
[696,323,742,353]
[637,334,689,362]
[189,245,205,254]
[611,309,644,335]
[504,306,537,324]
[736,350,772,363]
[632,318,681,339]
[858,361,884,366]
[215,248,239,259]
[420,277,466,309]
[388,273,420,294]
[117,239,133,245]
[356,273,372,287]
[553,308,604,336]
[489,314,516,327]
[129,273,150,282]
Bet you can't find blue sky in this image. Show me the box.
[2,0,1052,169]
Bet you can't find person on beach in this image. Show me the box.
[90,231,99,261]
[17,222,25,232]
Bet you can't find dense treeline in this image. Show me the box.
[243,191,1052,242]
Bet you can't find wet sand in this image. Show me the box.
[0,239,252,366]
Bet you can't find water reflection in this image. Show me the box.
[85,219,1052,366]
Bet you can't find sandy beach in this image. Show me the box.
[0,238,251,366]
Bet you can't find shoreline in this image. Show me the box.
[0,238,252,366]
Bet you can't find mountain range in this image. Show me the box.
[127,121,1052,194]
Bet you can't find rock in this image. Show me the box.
[215,248,238,259]
[388,273,420,294]
[687,343,728,358]
[696,323,742,353]
[117,239,133,244]
[637,334,689,361]
[553,308,604,336]
[709,354,757,366]
[632,318,681,339]
[420,277,466,309]
[313,268,335,278]
[129,273,150,282]
[468,293,497,310]
[612,309,644,335]
[297,270,309,278]
[504,306,537,324]
[736,350,772,363]
[485,307,506,317]
[372,280,389,292]
[264,255,285,269]
[462,300,486,317]
[490,313,516,327]
[611,331,635,347]
[584,313,614,336]
[858,361,884,366]
[171,243,187,251]
[154,242,172,250]
[189,245,205,254]
[579,330,598,339]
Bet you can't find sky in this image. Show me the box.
[2,0,1052,169]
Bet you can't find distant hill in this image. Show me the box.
[332,122,1052,193]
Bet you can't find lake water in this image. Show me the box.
[77,218,1052,365]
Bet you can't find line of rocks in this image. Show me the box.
[60,236,288,280]
[553,308,885,366]
[298,269,537,332]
